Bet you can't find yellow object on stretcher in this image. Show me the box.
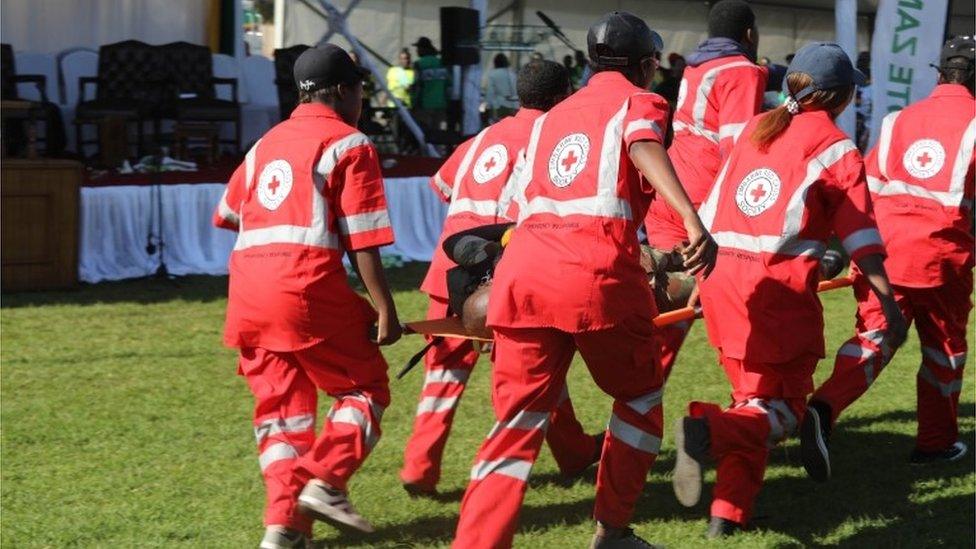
[403,277,855,341]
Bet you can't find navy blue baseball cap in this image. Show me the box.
[785,42,866,100]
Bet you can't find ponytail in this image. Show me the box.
[751,105,794,153]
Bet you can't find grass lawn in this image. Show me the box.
[2,263,973,548]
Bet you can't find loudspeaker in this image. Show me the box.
[440,7,480,66]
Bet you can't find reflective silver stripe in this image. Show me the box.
[918,364,963,397]
[861,329,885,345]
[783,139,857,238]
[338,210,391,236]
[842,228,883,256]
[486,410,550,438]
[607,414,661,454]
[672,120,718,143]
[424,369,471,385]
[698,156,733,230]
[496,159,523,222]
[877,111,900,180]
[344,392,386,421]
[623,119,661,141]
[626,388,664,415]
[516,114,549,225]
[712,231,826,257]
[691,60,755,136]
[838,342,877,361]
[470,458,533,481]
[448,198,501,217]
[217,188,239,225]
[244,139,261,189]
[718,122,746,142]
[432,172,452,198]
[315,132,372,182]
[598,99,629,198]
[254,413,315,444]
[235,224,340,250]
[452,129,490,201]
[767,399,798,437]
[259,442,298,471]
[415,396,459,415]
[523,196,633,220]
[866,175,884,194]
[329,406,379,449]
[950,118,976,199]
[873,178,967,207]
[743,398,792,445]
[922,347,967,370]
[558,383,570,404]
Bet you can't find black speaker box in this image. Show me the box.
[440,7,480,66]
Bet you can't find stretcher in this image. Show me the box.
[403,276,854,341]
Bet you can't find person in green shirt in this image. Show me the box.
[386,48,415,108]
[411,36,449,131]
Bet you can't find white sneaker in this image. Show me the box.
[297,479,375,533]
[259,526,308,549]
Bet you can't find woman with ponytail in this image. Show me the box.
[668,43,909,538]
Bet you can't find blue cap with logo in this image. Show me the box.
[785,42,866,100]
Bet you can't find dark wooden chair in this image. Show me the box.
[158,41,241,154]
[1,43,66,157]
[273,44,310,121]
[73,40,162,159]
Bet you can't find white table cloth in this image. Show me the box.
[78,177,446,283]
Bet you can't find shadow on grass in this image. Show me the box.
[0,263,431,309]
[318,417,974,547]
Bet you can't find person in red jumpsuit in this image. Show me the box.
[803,36,976,477]
[213,45,402,549]
[452,12,718,548]
[643,0,767,380]
[400,60,601,496]
[669,42,909,537]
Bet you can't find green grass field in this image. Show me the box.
[2,264,973,548]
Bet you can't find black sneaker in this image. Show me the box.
[800,400,832,482]
[706,516,742,538]
[590,525,660,548]
[909,441,968,464]
[563,432,606,479]
[672,416,710,507]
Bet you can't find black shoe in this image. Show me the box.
[590,524,660,548]
[672,416,710,507]
[561,432,605,479]
[800,400,832,482]
[909,441,968,464]
[706,516,742,538]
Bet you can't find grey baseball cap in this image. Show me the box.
[785,42,866,100]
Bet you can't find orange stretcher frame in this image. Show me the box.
[403,277,854,341]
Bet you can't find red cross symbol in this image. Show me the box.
[483,156,497,172]
[917,151,933,167]
[268,175,281,195]
[749,183,767,203]
[561,149,579,172]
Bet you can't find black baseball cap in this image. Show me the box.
[940,35,975,69]
[293,44,369,93]
[785,42,866,100]
[587,11,663,67]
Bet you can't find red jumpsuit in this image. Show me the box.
[696,110,885,524]
[813,83,975,452]
[401,109,597,490]
[452,72,671,547]
[213,103,394,533]
[644,55,767,380]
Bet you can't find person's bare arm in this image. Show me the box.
[348,247,402,346]
[629,141,717,277]
[852,253,908,358]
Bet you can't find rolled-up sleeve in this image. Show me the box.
[329,142,395,251]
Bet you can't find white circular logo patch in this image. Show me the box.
[472,144,509,184]
[735,168,781,217]
[902,139,946,179]
[548,133,589,188]
[676,78,689,110]
[257,159,293,211]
